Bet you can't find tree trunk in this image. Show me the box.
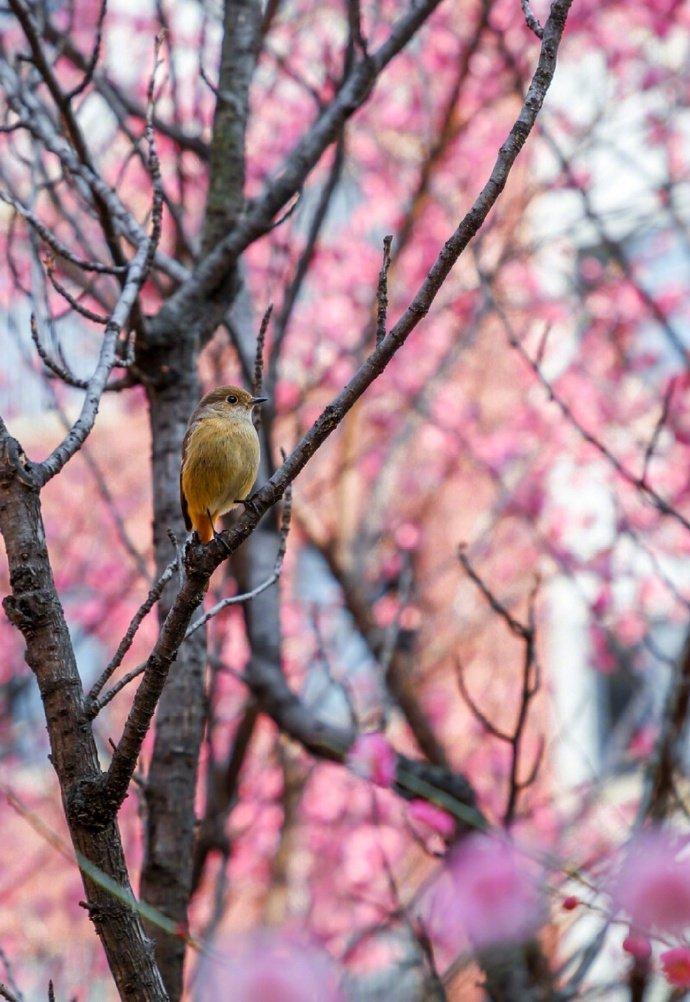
[138,348,207,1000]
[0,431,167,1001]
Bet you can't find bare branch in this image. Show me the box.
[86,558,178,711]
[8,0,129,273]
[478,271,690,536]
[65,0,108,100]
[44,259,110,324]
[520,0,545,38]
[458,544,530,639]
[35,39,164,484]
[266,133,346,390]
[456,551,542,823]
[375,234,393,345]
[35,237,152,485]
[147,0,455,345]
[637,634,690,823]
[253,302,273,397]
[30,314,134,391]
[0,191,126,274]
[455,660,512,741]
[98,0,573,819]
[347,0,369,54]
[641,377,675,481]
[0,61,185,285]
[90,492,291,717]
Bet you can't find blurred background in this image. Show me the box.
[1,0,689,998]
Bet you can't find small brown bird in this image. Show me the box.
[180,385,267,543]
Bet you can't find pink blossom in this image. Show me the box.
[196,931,344,1001]
[426,835,544,950]
[346,733,396,788]
[627,726,656,759]
[611,829,690,933]
[622,934,652,961]
[394,522,421,551]
[661,946,690,988]
[407,800,455,839]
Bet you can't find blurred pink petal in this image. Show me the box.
[196,930,344,1001]
[347,733,396,788]
[407,800,455,838]
[661,946,690,988]
[622,934,652,961]
[611,829,690,933]
[426,834,544,950]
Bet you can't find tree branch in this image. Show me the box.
[98,0,572,818]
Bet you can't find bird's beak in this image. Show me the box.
[251,396,268,406]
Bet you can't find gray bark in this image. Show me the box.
[138,344,207,1000]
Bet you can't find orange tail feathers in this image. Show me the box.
[189,510,215,543]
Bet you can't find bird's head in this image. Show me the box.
[199,385,268,420]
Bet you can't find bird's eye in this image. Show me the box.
[226,394,238,404]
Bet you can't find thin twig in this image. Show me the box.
[186,484,292,639]
[455,660,512,741]
[0,191,126,274]
[458,544,529,639]
[86,558,178,709]
[30,313,133,391]
[375,234,393,345]
[92,491,292,715]
[65,0,108,100]
[520,0,544,38]
[457,552,542,823]
[479,277,690,536]
[45,258,110,324]
[0,947,22,1002]
[253,303,273,397]
[641,377,675,481]
[35,37,165,485]
[266,133,346,390]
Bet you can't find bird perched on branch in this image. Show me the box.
[180,385,267,544]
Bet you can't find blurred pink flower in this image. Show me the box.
[426,834,544,950]
[627,726,656,759]
[661,946,690,988]
[196,931,344,1001]
[622,934,652,961]
[394,522,421,551]
[347,733,396,788]
[407,800,455,839]
[611,829,690,933]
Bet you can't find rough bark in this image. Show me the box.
[202,0,262,253]
[137,2,262,994]
[0,427,167,1002]
[138,344,207,1000]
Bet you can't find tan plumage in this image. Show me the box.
[180,385,265,543]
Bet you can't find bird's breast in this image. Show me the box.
[181,416,260,513]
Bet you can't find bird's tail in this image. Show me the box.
[189,510,214,544]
